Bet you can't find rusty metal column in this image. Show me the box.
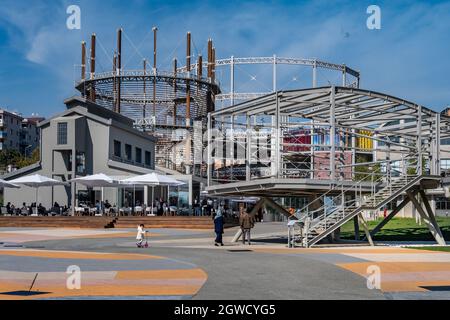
[80,41,86,98]
[81,41,86,80]
[152,27,157,120]
[186,32,191,127]
[173,58,177,126]
[143,59,147,130]
[212,46,216,83]
[112,52,117,112]
[89,34,96,102]
[207,39,212,81]
[116,28,122,113]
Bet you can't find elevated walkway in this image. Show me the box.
[206,178,376,197]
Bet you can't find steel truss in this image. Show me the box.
[178,56,361,106]
[206,86,450,194]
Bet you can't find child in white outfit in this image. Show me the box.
[136,224,146,247]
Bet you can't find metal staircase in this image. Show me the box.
[299,174,424,247]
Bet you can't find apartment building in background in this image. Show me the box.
[0,109,44,156]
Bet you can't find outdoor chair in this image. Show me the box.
[74,207,85,216]
[135,206,144,216]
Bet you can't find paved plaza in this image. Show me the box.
[0,223,450,300]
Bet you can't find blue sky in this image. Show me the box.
[0,0,449,117]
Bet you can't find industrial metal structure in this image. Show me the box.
[76,29,220,180]
[178,56,360,107]
[206,86,450,247]
[74,27,448,247]
[75,28,361,206]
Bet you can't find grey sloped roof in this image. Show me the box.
[38,96,156,142]
[0,162,42,180]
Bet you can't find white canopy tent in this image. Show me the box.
[0,179,20,189]
[9,174,68,214]
[69,173,120,213]
[121,173,185,214]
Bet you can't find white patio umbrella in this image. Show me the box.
[9,174,68,214]
[0,179,20,189]
[121,173,185,214]
[70,173,120,212]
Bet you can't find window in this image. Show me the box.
[76,152,86,174]
[125,144,132,161]
[442,138,450,146]
[57,122,68,145]
[114,140,121,157]
[145,151,151,166]
[436,197,450,210]
[135,147,142,163]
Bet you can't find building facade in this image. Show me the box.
[2,97,160,209]
[0,109,43,155]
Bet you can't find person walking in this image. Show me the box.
[213,206,225,246]
[239,207,255,245]
[193,198,201,216]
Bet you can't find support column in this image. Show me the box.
[417,105,423,174]
[369,196,411,238]
[275,93,281,178]
[273,54,277,92]
[342,65,347,86]
[89,34,96,102]
[312,60,317,88]
[407,190,446,245]
[358,214,374,246]
[230,55,235,106]
[207,113,212,187]
[419,190,444,239]
[152,27,158,120]
[353,216,360,240]
[81,41,86,81]
[115,28,122,113]
[186,32,191,126]
[330,86,336,180]
[435,113,441,176]
[246,115,251,181]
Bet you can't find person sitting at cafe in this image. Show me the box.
[6,202,12,215]
[21,202,28,214]
[104,200,112,209]
[37,203,46,215]
[95,200,102,214]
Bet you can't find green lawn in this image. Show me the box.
[408,246,450,252]
[340,217,450,242]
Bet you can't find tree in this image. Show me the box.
[0,148,40,171]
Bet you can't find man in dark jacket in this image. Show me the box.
[239,207,255,245]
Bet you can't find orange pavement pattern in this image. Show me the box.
[0,229,160,243]
[0,249,207,300]
[253,246,450,293]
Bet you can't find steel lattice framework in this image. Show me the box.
[206,86,450,196]
[76,70,220,126]
[178,56,360,107]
